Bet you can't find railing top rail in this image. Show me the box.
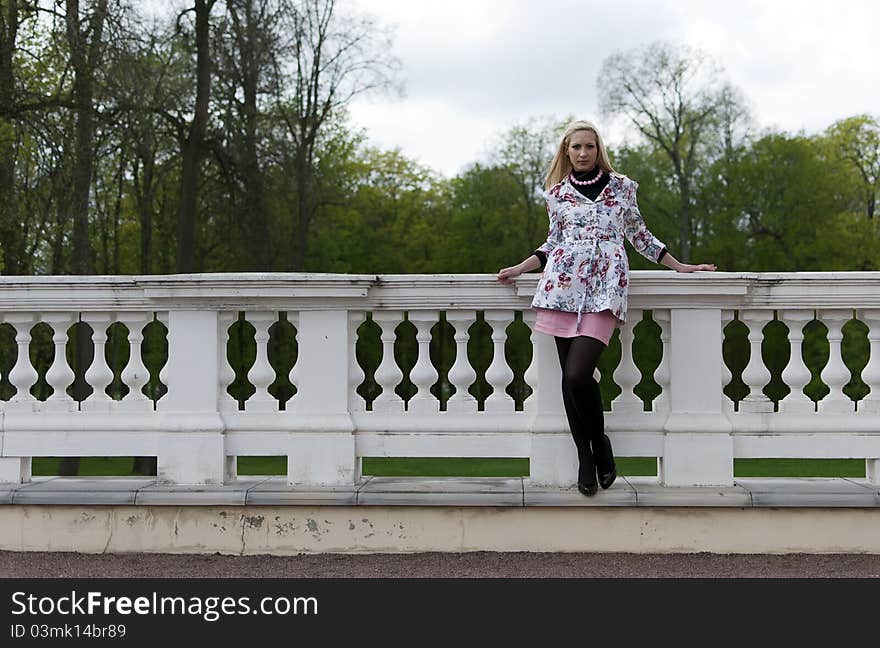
[0,272,879,312]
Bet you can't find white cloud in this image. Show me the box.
[348,0,880,175]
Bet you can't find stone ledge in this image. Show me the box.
[1,476,879,507]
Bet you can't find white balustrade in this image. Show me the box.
[817,309,855,413]
[779,309,816,414]
[611,309,642,414]
[407,311,439,414]
[739,309,774,413]
[483,309,515,413]
[0,272,879,488]
[446,310,478,413]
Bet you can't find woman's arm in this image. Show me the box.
[659,250,717,273]
[497,254,541,284]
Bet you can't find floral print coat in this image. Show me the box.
[530,172,666,329]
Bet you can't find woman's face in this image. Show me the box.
[567,130,599,172]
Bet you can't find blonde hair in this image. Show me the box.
[544,120,616,190]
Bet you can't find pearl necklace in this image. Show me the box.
[569,168,603,186]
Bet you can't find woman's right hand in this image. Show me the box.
[497,265,523,285]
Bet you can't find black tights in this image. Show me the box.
[554,335,608,479]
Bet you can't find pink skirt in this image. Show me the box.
[532,307,620,344]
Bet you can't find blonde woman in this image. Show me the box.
[497,120,716,496]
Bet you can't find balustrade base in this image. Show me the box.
[1,476,880,554]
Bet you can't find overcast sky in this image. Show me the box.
[345,0,880,176]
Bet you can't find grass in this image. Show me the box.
[29,456,867,478]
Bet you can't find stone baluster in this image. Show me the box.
[522,310,538,414]
[371,311,404,414]
[483,310,515,413]
[349,311,366,413]
[611,309,642,414]
[779,309,816,414]
[245,311,278,412]
[156,312,169,405]
[720,310,735,413]
[286,311,300,410]
[738,309,774,413]
[116,312,152,411]
[652,309,671,413]
[41,313,76,411]
[6,314,38,410]
[859,309,880,484]
[407,311,440,414]
[82,313,115,411]
[446,310,478,413]
[817,309,855,413]
[858,309,880,414]
[217,312,238,412]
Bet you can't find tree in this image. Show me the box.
[487,115,568,249]
[598,41,748,263]
[173,0,217,273]
[0,0,48,274]
[271,0,400,272]
[205,0,279,268]
[827,115,880,219]
[64,0,112,274]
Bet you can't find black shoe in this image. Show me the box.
[577,480,598,496]
[594,434,617,490]
[577,457,598,497]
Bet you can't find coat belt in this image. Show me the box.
[558,233,622,331]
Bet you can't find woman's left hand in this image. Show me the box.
[676,262,717,272]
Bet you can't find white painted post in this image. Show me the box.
[286,310,357,486]
[157,310,225,484]
[528,326,573,487]
[661,308,733,486]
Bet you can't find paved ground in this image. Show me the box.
[3,551,880,578]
